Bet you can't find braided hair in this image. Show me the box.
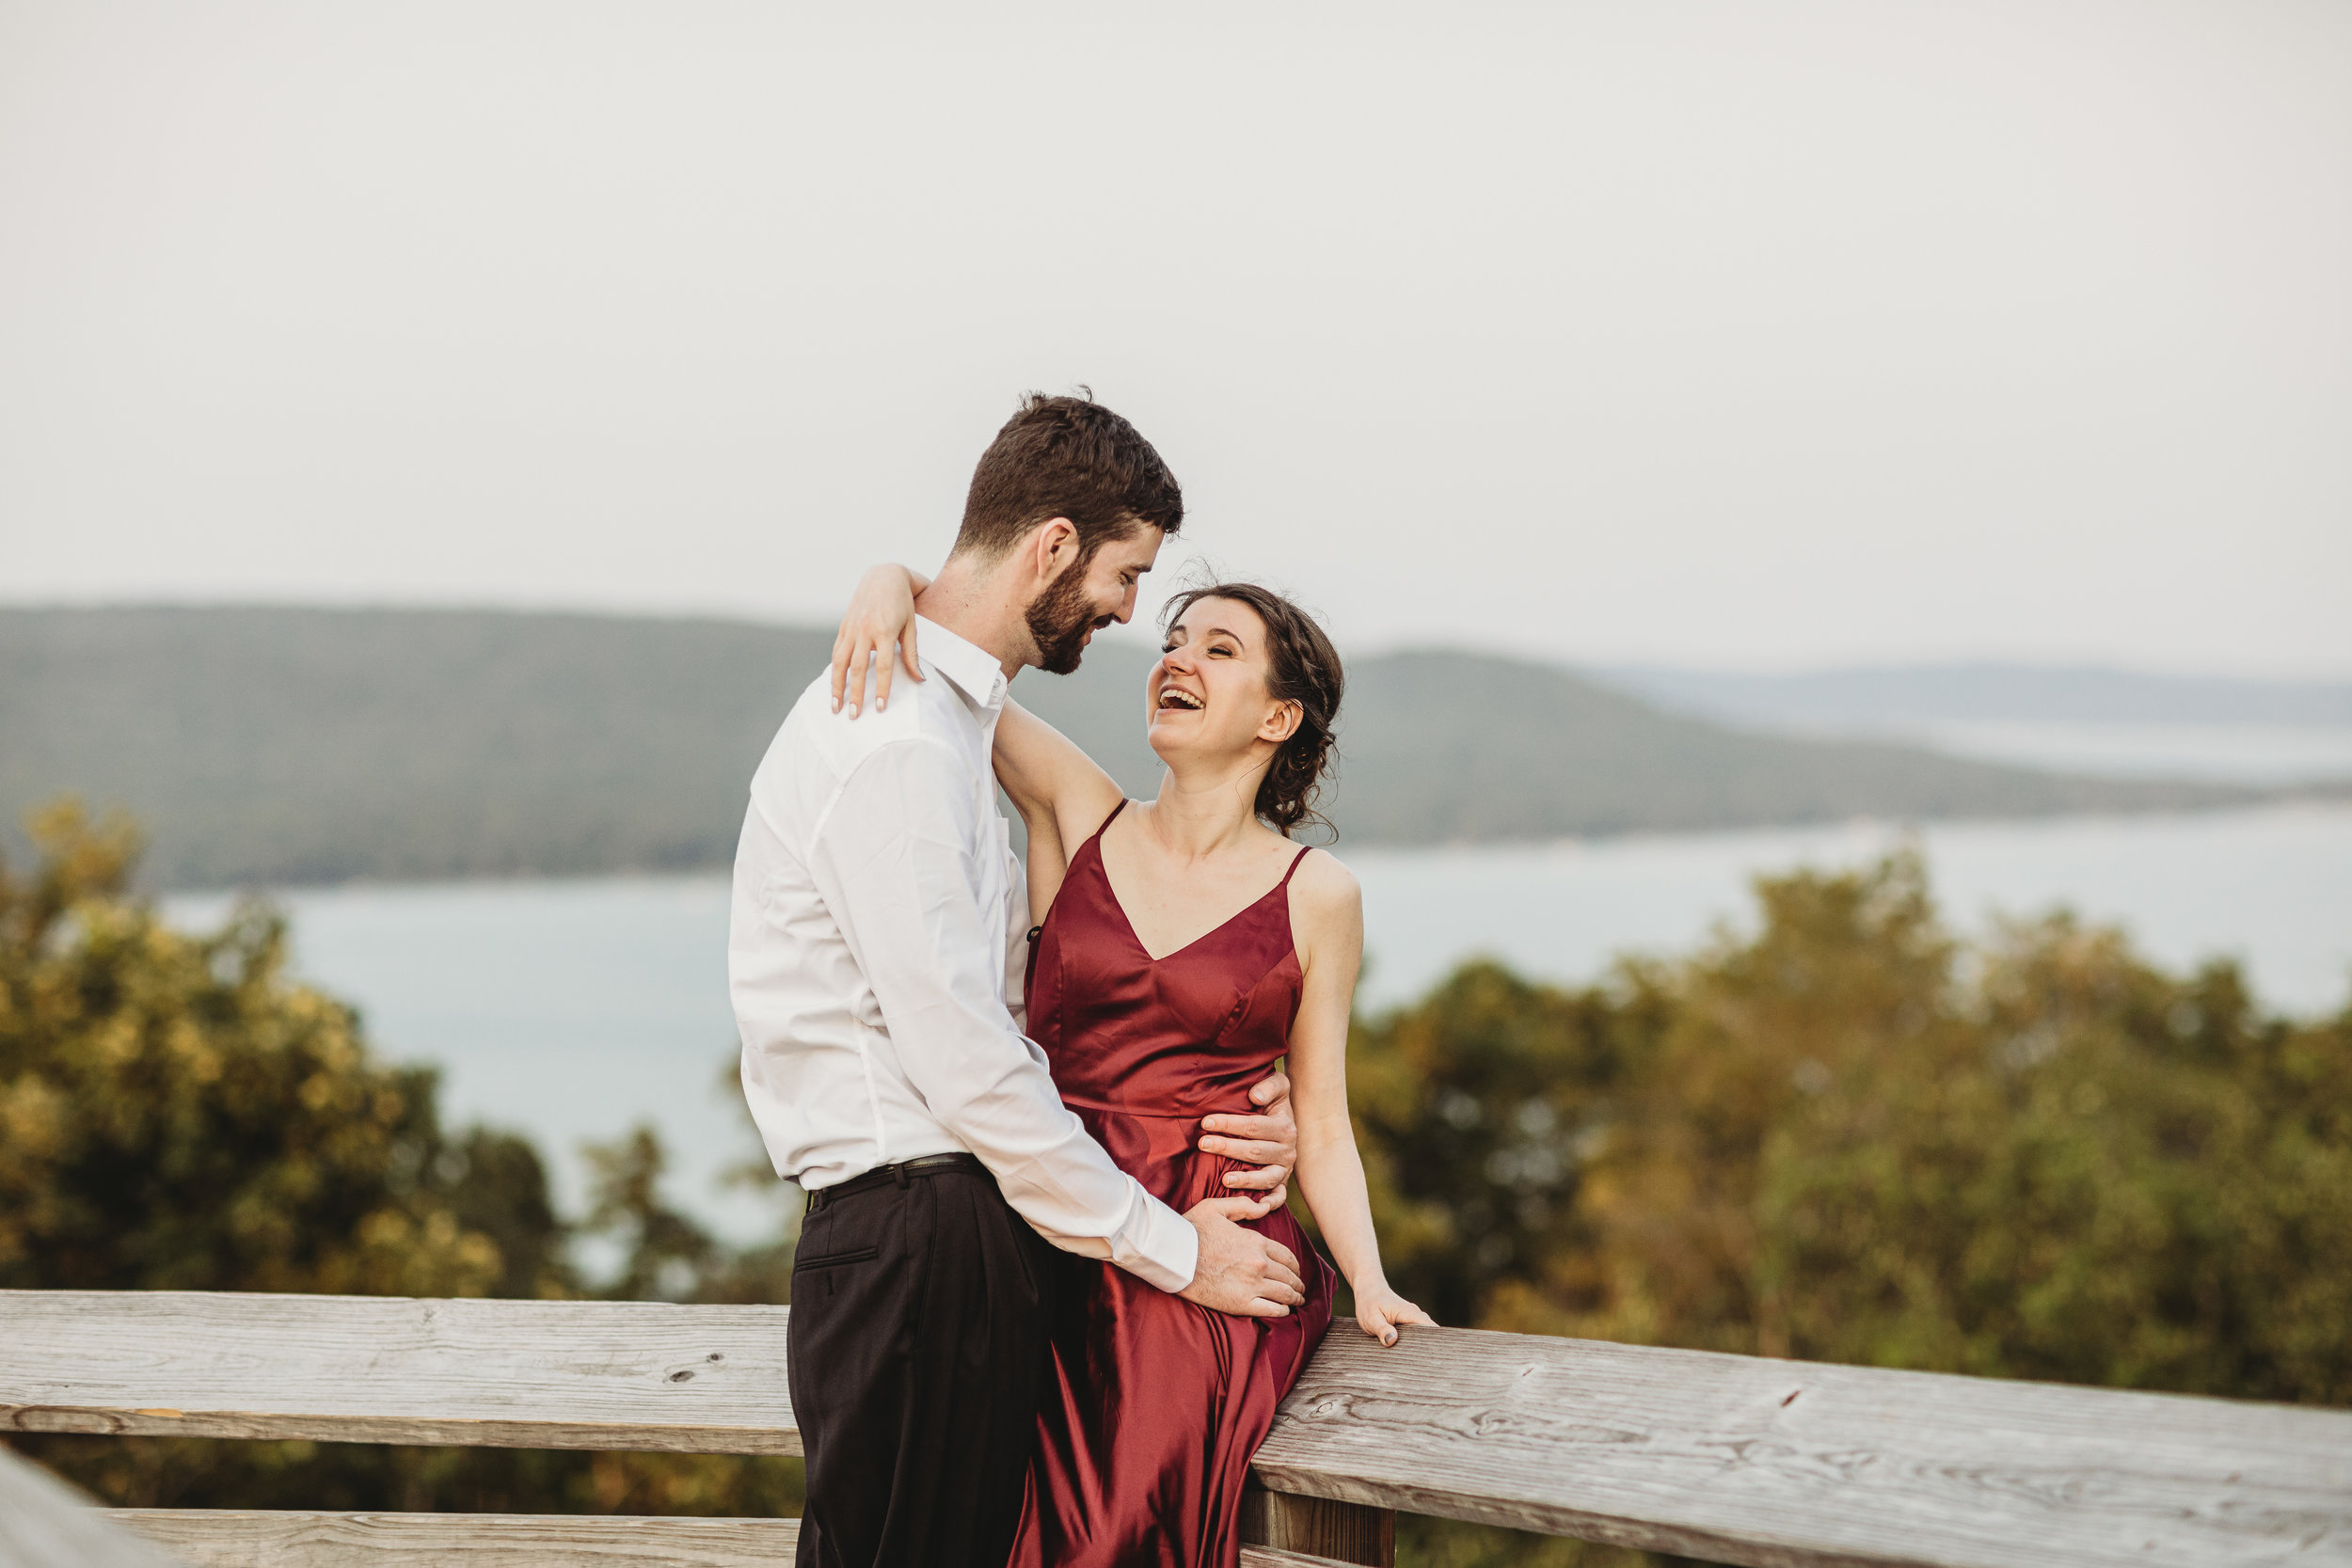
[1160,582,1344,840]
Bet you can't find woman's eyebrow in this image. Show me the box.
[1167,620,1249,647]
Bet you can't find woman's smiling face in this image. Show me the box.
[1147,595,1298,766]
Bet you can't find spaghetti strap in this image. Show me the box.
[1278,841,1314,888]
[1089,798,1131,847]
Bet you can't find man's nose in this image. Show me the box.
[1114,585,1137,624]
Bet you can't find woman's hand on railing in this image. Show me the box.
[1351,1278,1436,1348]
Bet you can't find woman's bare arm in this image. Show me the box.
[1285,851,1437,1346]
[994,699,1123,920]
[1016,777,1071,928]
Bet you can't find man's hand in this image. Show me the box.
[1200,1068,1296,1204]
[1179,1196,1307,1318]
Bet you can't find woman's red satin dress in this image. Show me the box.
[1009,802,1337,1568]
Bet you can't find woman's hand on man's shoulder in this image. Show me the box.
[829,563,927,718]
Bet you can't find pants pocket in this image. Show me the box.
[794,1243,880,1270]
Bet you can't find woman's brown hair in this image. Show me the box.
[1160,582,1344,840]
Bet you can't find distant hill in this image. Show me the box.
[1596,662,2352,729]
[0,607,2270,889]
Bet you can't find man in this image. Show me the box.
[730,394,1309,1568]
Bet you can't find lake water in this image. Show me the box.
[1869,721,2352,785]
[167,804,2352,1245]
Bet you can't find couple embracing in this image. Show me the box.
[729,393,1430,1568]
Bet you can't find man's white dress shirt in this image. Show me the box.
[730,616,1199,1293]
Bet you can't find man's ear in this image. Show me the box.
[1258,700,1303,745]
[1029,517,1081,580]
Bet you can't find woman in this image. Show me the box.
[831,567,1433,1568]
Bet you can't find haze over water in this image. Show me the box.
[168,804,2352,1245]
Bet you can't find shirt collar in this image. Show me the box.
[915,616,1009,711]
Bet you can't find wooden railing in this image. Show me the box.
[5,1290,2350,1566]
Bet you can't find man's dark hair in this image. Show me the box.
[954,392,1184,562]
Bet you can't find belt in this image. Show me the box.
[803,1151,986,1213]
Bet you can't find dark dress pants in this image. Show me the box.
[788,1160,1049,1568]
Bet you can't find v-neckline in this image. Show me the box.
[1089,811,1301,966]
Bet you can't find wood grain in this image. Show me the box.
[0,1292,797,1455]
[110,1513,1364,1568]
[112,1513,1346,1568]
[1254,1324,2352,1568]
[111,1513,792,1568]
[18,1291,2352,1567]
[1241,1484,1394,1565]
[113,1512,794,1568]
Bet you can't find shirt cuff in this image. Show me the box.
[1110,1187,1199,1293]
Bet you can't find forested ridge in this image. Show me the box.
[0,606,2266,889]
[6,805,2345,1566]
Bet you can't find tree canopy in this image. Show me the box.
[1349,851,2352,1566]
[0,802,797,1515]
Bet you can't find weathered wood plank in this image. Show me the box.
[112,1512,1339,1568]
[112,1512,794,1568]
[1254,1324,2352,1568]
[0,1292,797,1455]
[0,1449,186,1568]
[19,1292,2352,1567]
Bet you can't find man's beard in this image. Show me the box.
[1025,565,1105,675]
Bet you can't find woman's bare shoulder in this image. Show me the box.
[1284,842,1362,921]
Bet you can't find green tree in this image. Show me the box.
[1,801,800,1516]
[0,801,532,1297]
[575,1118,797,1307]
[1750,907,2352,1399]
[1354,851,2352,1568]
[1349,962,1625,1331]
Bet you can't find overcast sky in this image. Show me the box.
[2,1,2346,675]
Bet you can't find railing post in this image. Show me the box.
[1240,1482,1395,1565]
